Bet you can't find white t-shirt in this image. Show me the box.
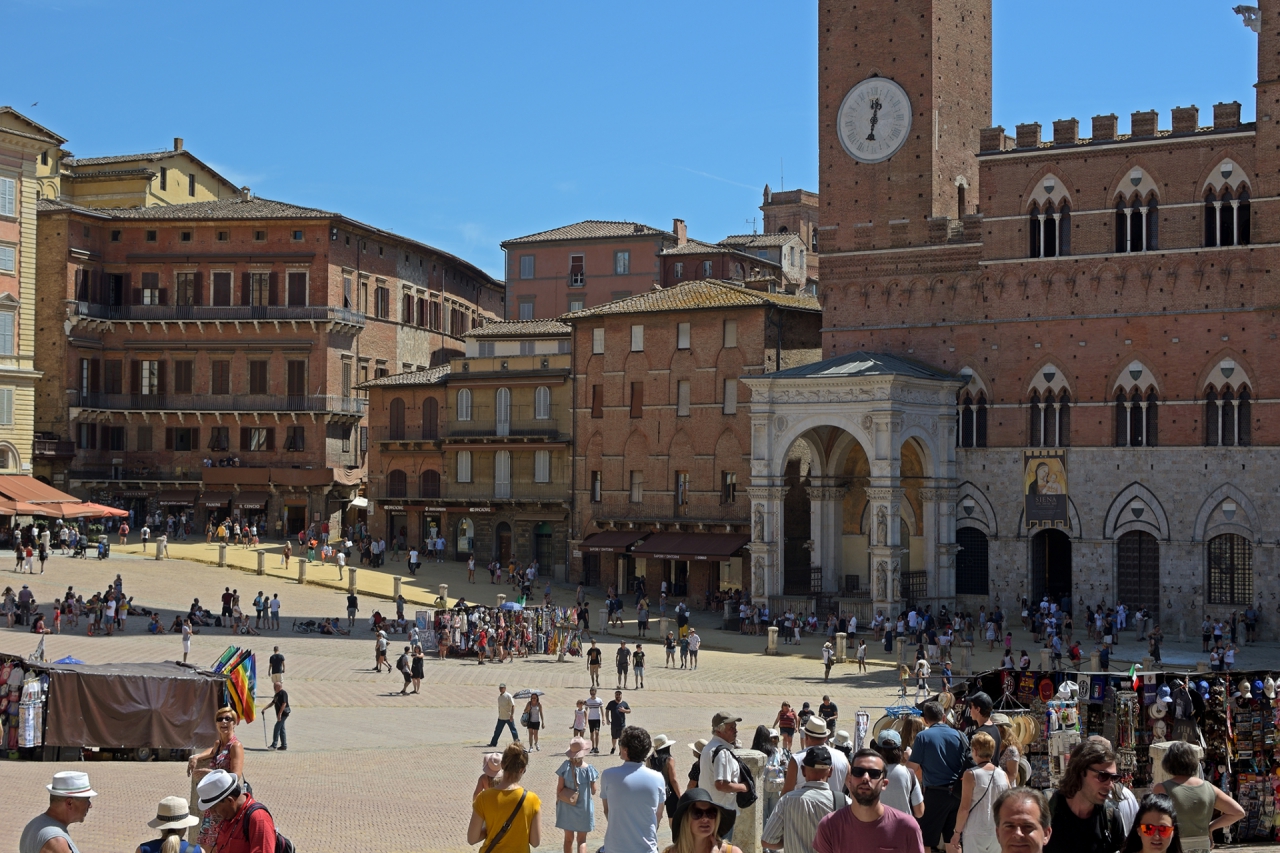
[336,553,346,568]
[409,550,418,563]
[700,735,741,811]
[270,598,281,614]
[585,696,604,720]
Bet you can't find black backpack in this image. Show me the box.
[242,802,296,853]
[712,746,758,809]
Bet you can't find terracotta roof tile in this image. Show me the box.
[355,364,451,389]
[502,220,673,245]
[719,233,800,248]
[466,319,571,339]
[562,279,819,319]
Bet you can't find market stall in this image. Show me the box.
[429,603,582,660]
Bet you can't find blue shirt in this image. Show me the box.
[910,723,968,787]
[599,761,665,853]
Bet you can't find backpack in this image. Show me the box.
[712,745,758,809]
[242,803,295,853]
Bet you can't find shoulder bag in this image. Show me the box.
[483,789,528,853]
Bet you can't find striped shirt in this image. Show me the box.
[762,780,840,853]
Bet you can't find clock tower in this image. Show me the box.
[819,0,991,252]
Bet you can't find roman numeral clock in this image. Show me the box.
[837,76,912,163]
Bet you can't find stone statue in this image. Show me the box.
[875,561,888,600]
[875,506,888,546]
[753,557,765,595]
[753,505,764,541]
[1235,5,1262,32]
[892,572,902,602]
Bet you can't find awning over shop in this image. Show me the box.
[199,492,233,507]
[158,490,199,507]
[284,497,310,507]
[631,532,750,562]
[234,491,270,510]
[579,531,650,553]
[0,475,79,504]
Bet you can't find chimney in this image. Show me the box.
[174,137,184,151]
[979,126,1006,152]
[1213,101,1242,129]
[1130,110,1159,138]
[1171,106,1199,134]
[1014,122,1042,149]
[1052,118,1079,145]
[673,218,687,246]
[239,186,252,201]
[1092,114,1119,141]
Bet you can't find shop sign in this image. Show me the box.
[468,507,493,513]
[383,505,405,511]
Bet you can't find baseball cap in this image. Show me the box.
[875,729,902,748]
[712,711,743,729]
[803,746,833,767]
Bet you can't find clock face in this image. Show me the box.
[837,77,912,164]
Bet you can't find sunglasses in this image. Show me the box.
[849,767,885,780]
[1089,768,1122,784]
[216,717,235,723]
[690,806,719,820]
[1139,825,1174,839]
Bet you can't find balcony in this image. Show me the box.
[73,392,367,419]
[68,466,200,483]
[33,439,76,459]
[69,302,366,333]
[446,405,569,442]
[593,495,748,527]
[374,482,569,505]
[371,425,441,443]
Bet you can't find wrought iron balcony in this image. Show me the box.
[74,392,367,417]
[33,439,76,458]
[446,405,569,441]
[70,301,366,329]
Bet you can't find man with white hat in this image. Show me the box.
[784,716,850,797]
[197,768,276,853]
[21,770,97,853]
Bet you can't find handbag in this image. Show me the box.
[482,789,528,853]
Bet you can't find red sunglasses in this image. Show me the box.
[1139,825,1174,839]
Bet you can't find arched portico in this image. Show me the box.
[743,352,963,616]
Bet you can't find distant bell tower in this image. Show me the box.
[1252,1,1280,242]
[818,0,992,252]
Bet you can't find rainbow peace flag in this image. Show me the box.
[213,646,257,723]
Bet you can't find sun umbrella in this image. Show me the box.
[512,689,545,699]
[53,656,85,665]
[500,601,524,611]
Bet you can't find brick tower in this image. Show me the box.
[818,0,992,252]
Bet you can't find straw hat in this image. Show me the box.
[47,771,97,798]
[651,734,675,752]
[689,738,709,757]
[801,716,831,740]
[148,797,200,830]
[564,738,592,759]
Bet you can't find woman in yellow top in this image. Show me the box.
[468,742,541,853]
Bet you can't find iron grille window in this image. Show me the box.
[1208,533,1253,606]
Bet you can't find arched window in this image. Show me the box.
[1205,384,1251,447]
[958,392,987,448]
[456,388,472,422]
[534,386,551,420]
[1028,389,1070,448]
[778,225,789,233]
[387,469,407,498]
[1208,533,1253,605]
[1115,384,1157,447]
[422,397,438,440]
[955,527,989,595]
[1116,197,1157,253]
[389,397,406,441]
[1028,201,1070,259]
[494,450,511,498]
[421,469,440,499]
[1205,186,1250,247]
[495,388,511,436]
[975,393,988,447]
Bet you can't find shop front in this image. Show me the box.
[577,531,651,590]
[198,492,233,528]
[233,491,270,534]
[116,489,153,526]
[454,516,475,558]
[157,490,199,537]
[283,495,309,539]
[631,532,750,603]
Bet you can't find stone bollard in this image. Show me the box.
[218,543,227,567]
[958,641,973,676]
[155,536,167,560]
[600,607,609,634]
[1196,660,1209,673]
[394,576,402,600]
[256,551,266,576]
[1142,656,1154,672]
[896,636,906,668]
[497,593,506,609]
[659,616,669,637]
[349,568,359,594]
[1040,648,1052,671]
[1090,650,1101,672]
[766,626,779,655]
[439,584,448,604]
[733,748,767,853]
[297,558,307,584]
[835,632,847,663]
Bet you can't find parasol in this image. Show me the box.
[512,688,545,699]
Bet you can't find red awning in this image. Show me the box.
[233,492,270,510]
[579,531,650,553]
[0,475,79,504]
[631,532,750,562]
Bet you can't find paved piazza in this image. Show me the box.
[2,546,1277,852]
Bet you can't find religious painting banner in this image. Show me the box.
[1023,450,1069,529]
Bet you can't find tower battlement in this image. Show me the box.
[979,102,1247,154]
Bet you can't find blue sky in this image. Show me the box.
[8,1,1260,279]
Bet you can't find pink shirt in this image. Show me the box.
[814,805,924,853]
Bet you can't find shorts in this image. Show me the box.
[222,606,233,617]
[611,725,624,739]
[527,721,541,731]
[617,666,629,675]
[634,666,644,678]
[271,672,283,687]
[588,719,601,732]
[780,726,795,737]
[348,608,357,618]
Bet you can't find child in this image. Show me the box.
[572,699,587,738]
[53,605,61,634]
[473,752,502,799]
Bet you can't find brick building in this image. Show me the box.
[500,220,676,320]
[745,0,1280,636]
[0,108,64,478]
[362,319,572,570]
[35,193,502,534]
[760,186,820,281]
[565,279,821,599]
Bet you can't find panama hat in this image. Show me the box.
[651,734,675,752]
[564,738,592,759]
[802,716,831,739]
[148,796,200,830]
[196,769,240,811]
[47,771,97,798]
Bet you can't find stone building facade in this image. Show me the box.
[565,279,821,600]
[745,0,1280,636]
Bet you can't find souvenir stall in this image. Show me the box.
[432,603,581,660]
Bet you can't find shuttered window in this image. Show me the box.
[457,389,472,421]
[0,388,12,425]
[630,325,644,351]
[534,449,550,483]
[0,178,14,216]
[535,386,551,420]
[0,312,14,355]
[457,450,472,483]
[494,451,512,498]
[592,328,604,354]
[677,322,690,349]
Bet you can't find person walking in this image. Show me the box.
[522,693,546,751]
[907,700,969,853]
[587,640,602,687]
[555,737,599,853]
[268,646,285,687]
[585,687,605,754]
[649,733,683,828]
[21,771,98,853]
[616,641,632,690]
[468,742,542,853]
[346,593,359,629]
[606,690,631,755]
[487,683,519,747]
[136,795,201,853]
[665,632,677,667]
[948,732,1010,853]
[1152,741,1244,853]
[268,682,290,751]
[701,712,747,840]
[823,641,835,682]
[634,643,647,689]
[396,646,413,695]
[374,630,390,673]
[813,749,925,853]
[196,770,276,853]
[1044,742,1125,853]
[599,726,666,853]
[687,628,701,669]
[763,745,844,853]
[410,645,424,694]
[269,593,280,630]
[182,619,193,664]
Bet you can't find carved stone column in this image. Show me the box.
[866,486,905,614]
[747,484,786,605]
[920,487,959,607]
[807,479,848,594]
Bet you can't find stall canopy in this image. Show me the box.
[233,492,270,511]
[631,532,750,562]
[579,531,650,553]
[60,503,128,519]
[0,476,82,518]
[199,492,233,507]
[158,490,199,507]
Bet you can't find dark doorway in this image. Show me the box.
[1030,529,1072,604]
[534,522,553,569]
[1117,531,1160,621]
[782,457,812,595]
[286,505,307,537]
[495,522,512,563]
[582,553,599,588]
[956,528,990,595]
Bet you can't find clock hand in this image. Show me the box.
[866,98,882,142]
